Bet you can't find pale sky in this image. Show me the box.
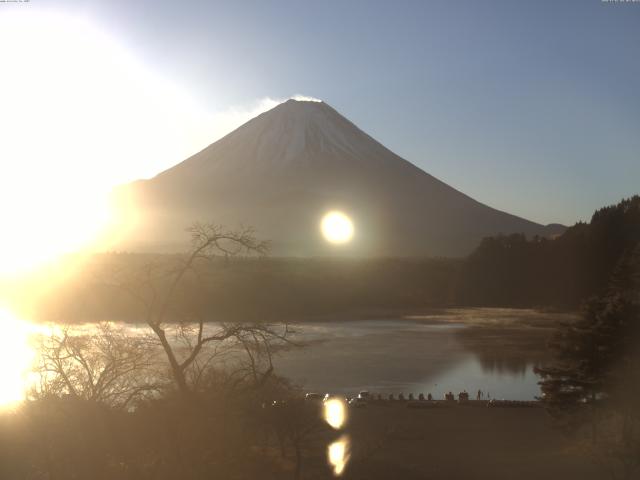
[1,0,639,229]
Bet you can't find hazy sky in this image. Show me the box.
[2,0,639,226]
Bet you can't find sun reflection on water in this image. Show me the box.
[327,435,351,476]
[323,398,350,475]
[323,397,347,429]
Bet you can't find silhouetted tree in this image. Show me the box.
[108,223,297,396]
[263,398,325,480]
[536,243,640,479]
[32,323,160,408]
[458,196,640,308]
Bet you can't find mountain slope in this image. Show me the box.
[116,99,563,257]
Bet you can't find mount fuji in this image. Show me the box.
[115,99,563,257]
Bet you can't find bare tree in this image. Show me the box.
[32,322,160,409]
[108,223,295,396]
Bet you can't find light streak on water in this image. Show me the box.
[327,435,351,476]
[323,397,347,429]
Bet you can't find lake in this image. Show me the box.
[274,309,559,400]
[1,307,566,407]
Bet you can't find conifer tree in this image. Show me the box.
[535,243,640,478]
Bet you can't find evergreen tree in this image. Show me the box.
[535,243,640,479]
[459,195,640,308]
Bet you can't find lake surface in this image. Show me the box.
[1,308,560,406]
[273,316,549,400]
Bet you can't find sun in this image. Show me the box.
[321,211,354,244]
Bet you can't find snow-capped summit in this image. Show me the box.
[117,100,563,256]
[158,99,391,175]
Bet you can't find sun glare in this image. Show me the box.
[321,211,355,245]
[0,309,38,408]
[0,11,207,274]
